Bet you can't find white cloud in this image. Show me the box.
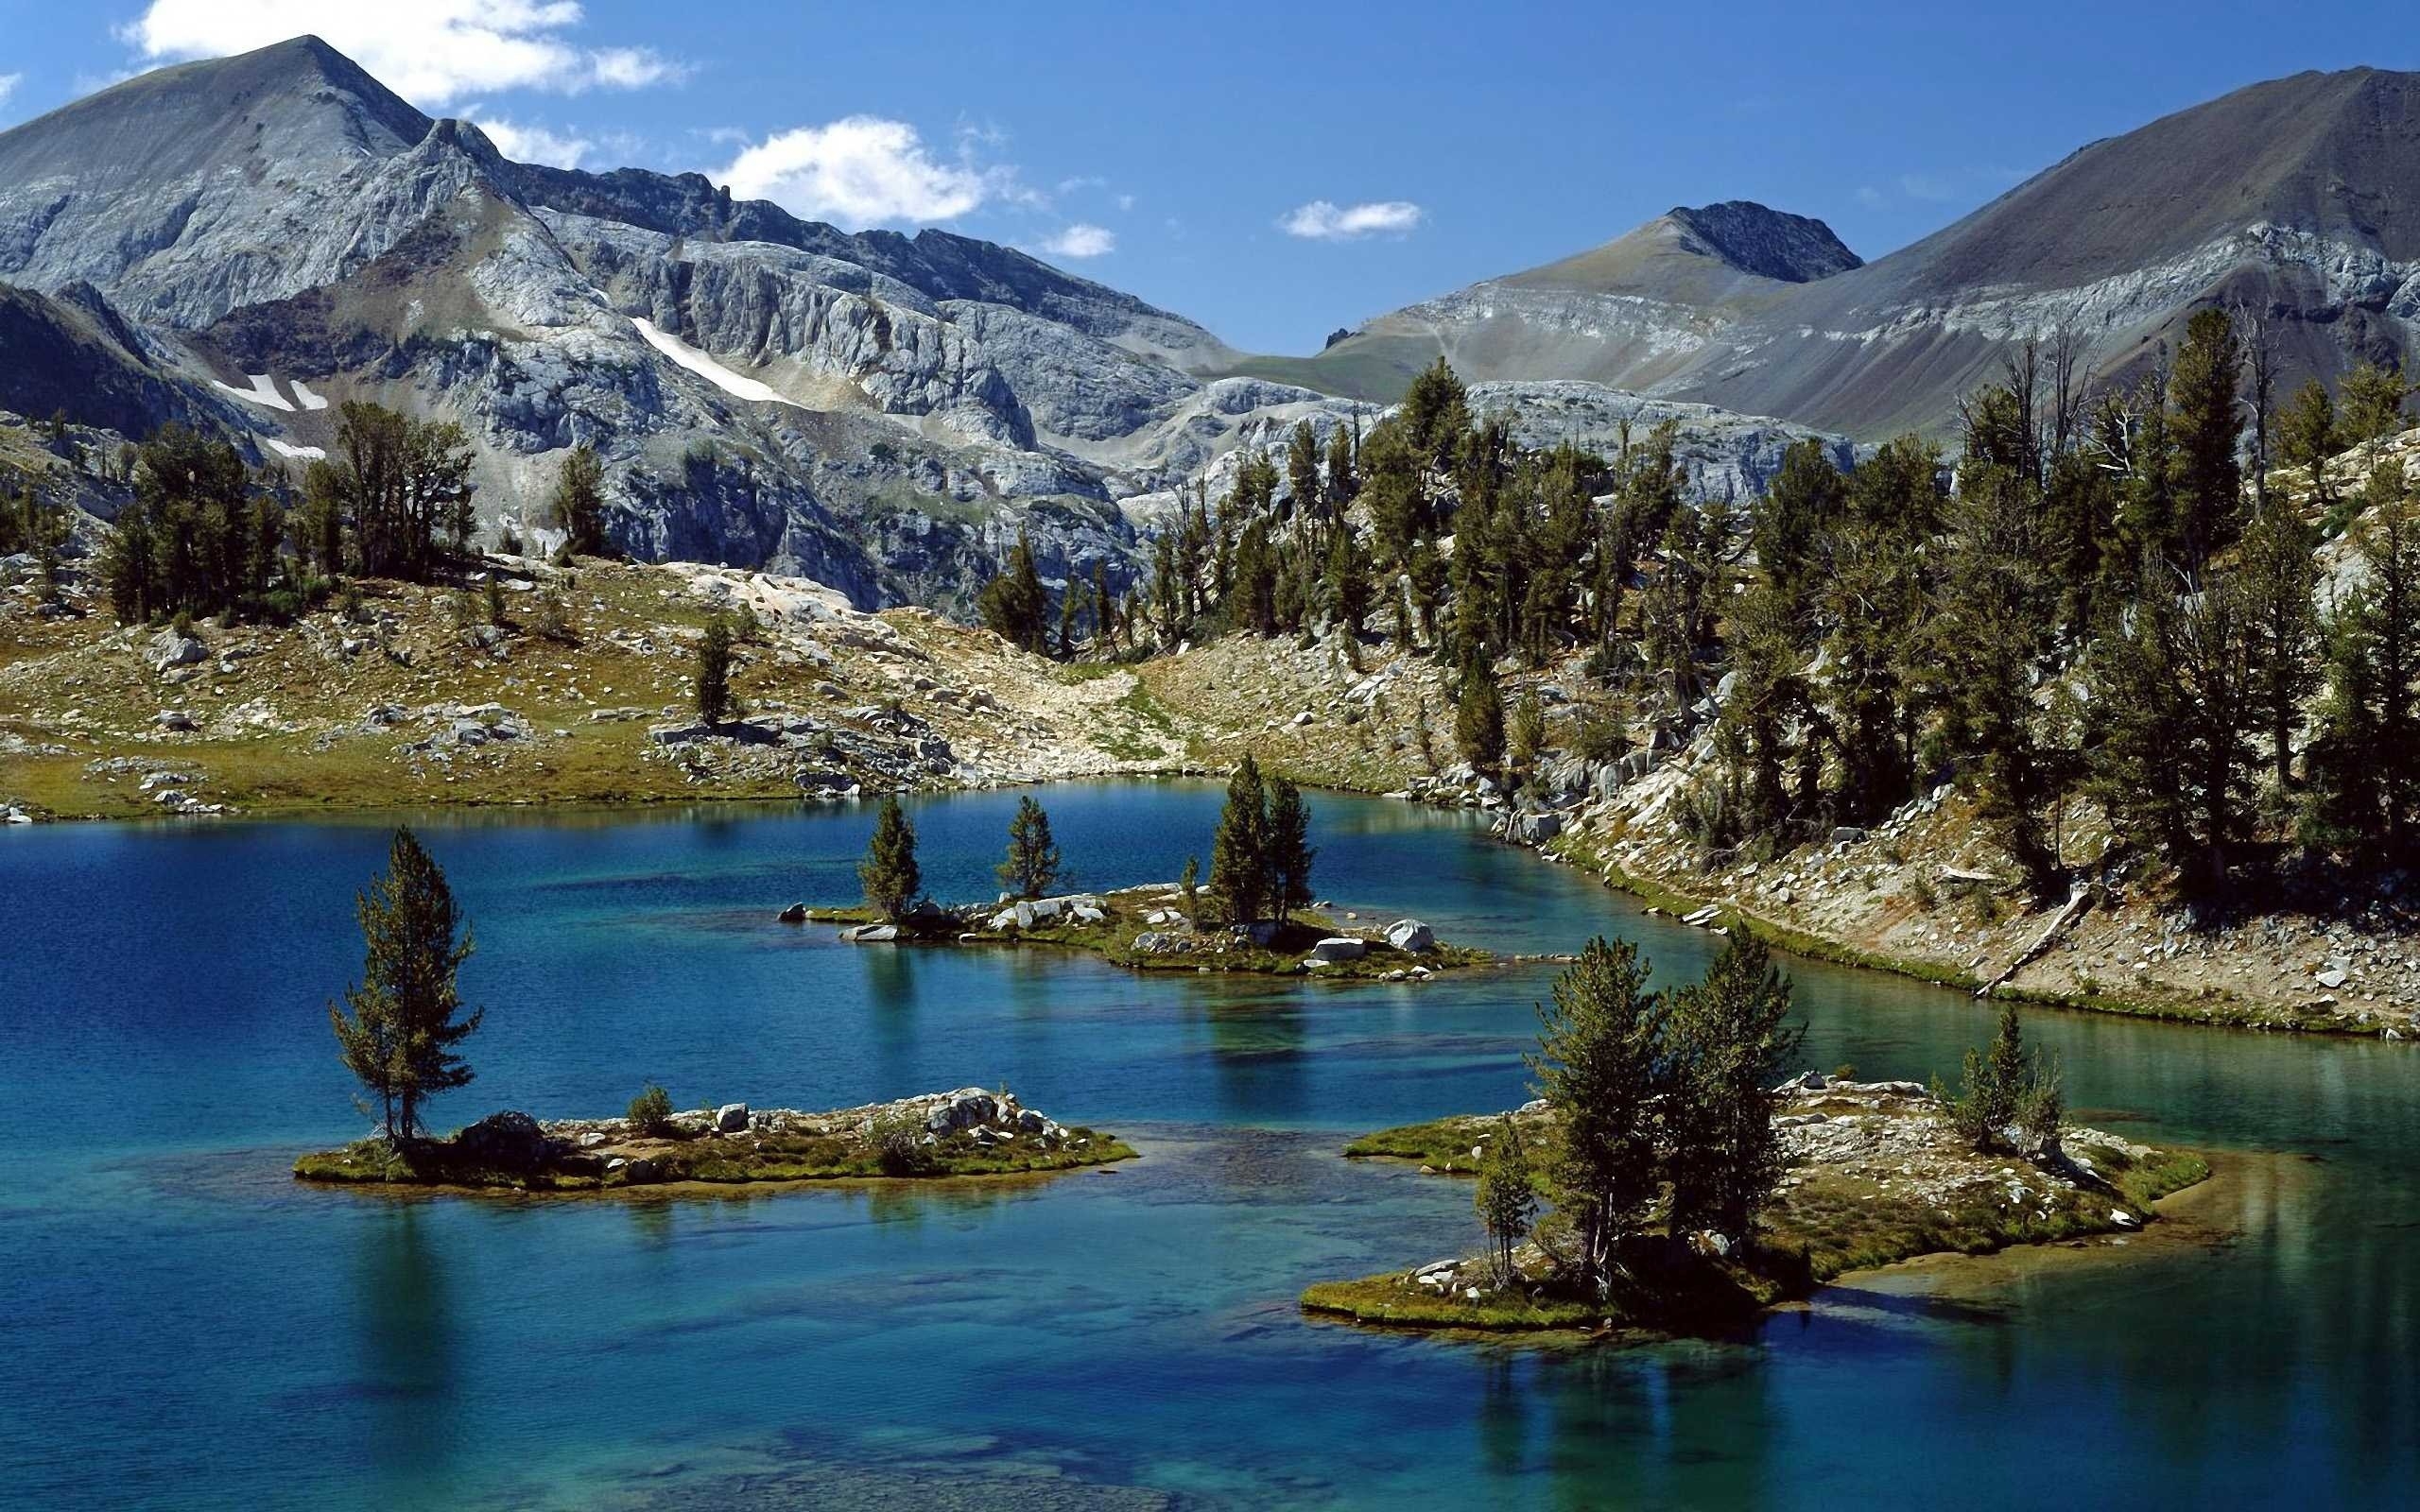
[718,116,1012,226]
[1036,223,1115,259]
[473,115,594,169]
[1115,193,1135,213]
[119,2,685,109]
[0,73,20,106]
[1279,198,1425,241]
[1854,184,1887,210]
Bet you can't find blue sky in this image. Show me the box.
[0,1,2412,352]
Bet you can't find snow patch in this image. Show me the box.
[266,439,326,461]
[212,374,295,412]
[291,380,331,412]
[631,318,804,409]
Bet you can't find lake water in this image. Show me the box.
[3,782,2413,1509]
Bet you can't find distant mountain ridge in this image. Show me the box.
[1247,67,2420,439]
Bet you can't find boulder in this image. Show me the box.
[145,630,208,673]
[454,1110,552,1171]
[845,923,900,943]
[1071,904,1107,924]
[714,1102,750,1133]
[1384,919,1436,953]
[925,1089,1000,1132]
[620,1157,661,1185]
[1132,931,1176,954]
[1311,936,1367,962]
[1511,812,1562,844]
[777,902,808,923]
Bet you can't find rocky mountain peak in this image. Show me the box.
[1663,201,1862,284]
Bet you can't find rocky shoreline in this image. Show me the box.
[294,1087,1136,1192]
[1303,1074,2211,1335]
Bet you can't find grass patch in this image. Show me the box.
[296,1124,1137,1192]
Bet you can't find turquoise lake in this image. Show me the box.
[3,780,2414,1508]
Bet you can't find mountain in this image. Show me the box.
[0,37,1862,603]
[1219,199,1861,403]
[0,37,1335,609]
[1268,68,2420,439]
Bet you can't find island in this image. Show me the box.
[296,1087,1137,1192]
[803,884,1491,981]
[1302,1074,2210,1334]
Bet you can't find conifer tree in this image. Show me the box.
[695,612,735,725]
[1473,1115,1537,1285]
[1455,657,1507,779]
[978,530,1050,653]
[859,795,923,919]
[2167,308,2244,564]
[1209,755,1271,926]
[2238,503,2318,793]
[1663,935,1803,1241]
[328,828,483,1143]
[2339,361,2413,444]
[1529,937,1665,1297]
[996,795,1063,900]
[1263,776,1315,921]
[2279,379,2341,508]
[550,445,609,557]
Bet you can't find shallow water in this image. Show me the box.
[2,782,2413,1508]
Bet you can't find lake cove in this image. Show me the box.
[3,781,2415,1510]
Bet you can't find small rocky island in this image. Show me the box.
[1305,1074,2210,1334]
[296,1087,1136,1192]
[803,884,1489,981]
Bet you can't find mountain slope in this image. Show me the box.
[1278,68,2420,438]
[1221,200,1859,403]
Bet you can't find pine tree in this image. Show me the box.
[978,530,1050,653]
[1473,1115,1538,1285]
[1209,755,1270,926]
[1455,658,1507,779]
[328,828,483,1143]
[1664,935,1803,1241]
[1529,937,1665,1297]
[2238,503,2318,793]
[1264,776,1315,921]
[695,612,735,725]
[1507,689,1546,787]
[550,445,609,557]
[2167,307,2244,565]
[859,795,923,919]
[2339,361,2413,444]
[2278,379,2341,508]
[996,795,1063,900]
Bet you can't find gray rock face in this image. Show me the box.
[0,36,1880,615]
[1665,201,1863,284]
[1310,936,1367,962]
[1384,919,1437,954]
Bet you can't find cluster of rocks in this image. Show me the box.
[648,703,954,798]
[395,702,538,754]
[1769,1073,2149,1226]
[490,1086,1089,1184]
